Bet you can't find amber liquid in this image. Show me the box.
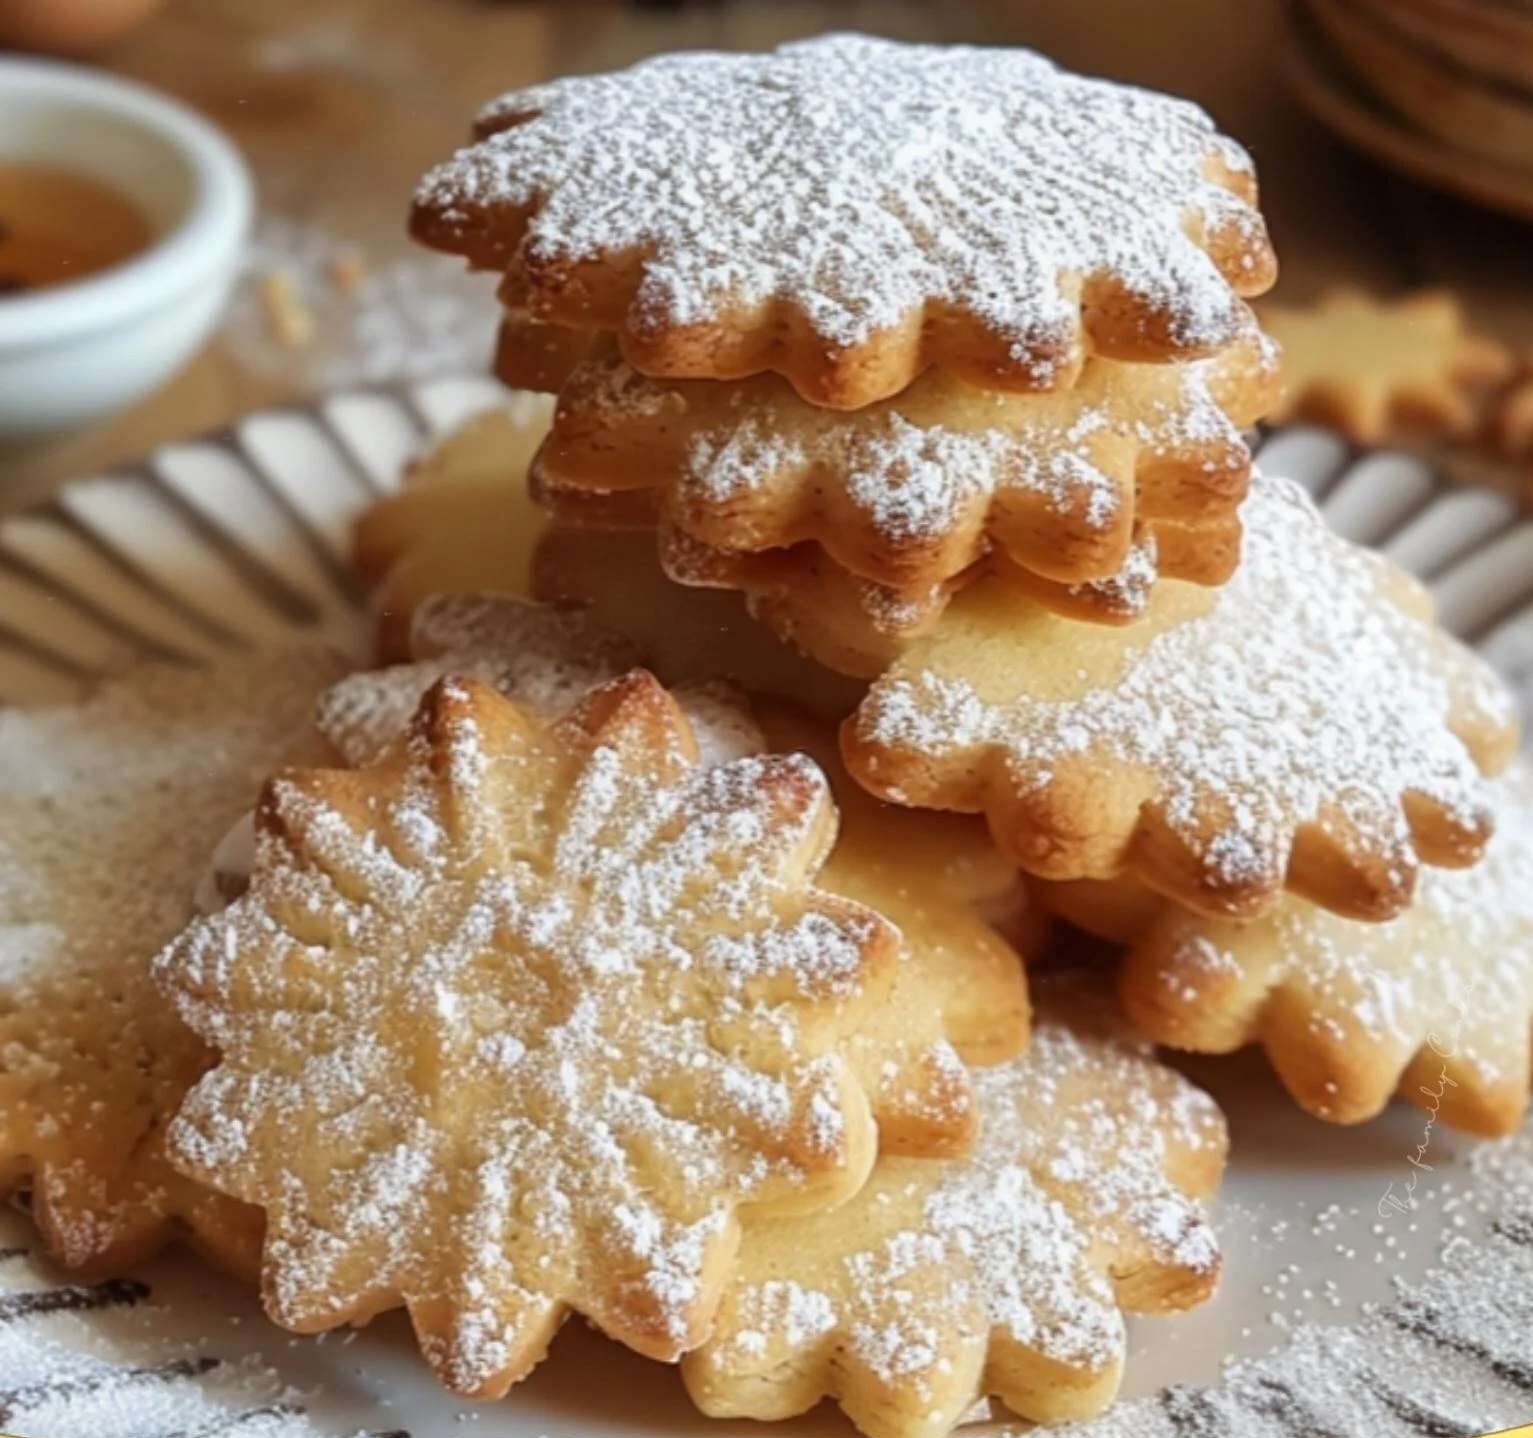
[0,162,155,298]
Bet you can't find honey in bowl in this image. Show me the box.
[0,162,155,297]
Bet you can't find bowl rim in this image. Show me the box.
[0,54,253,349]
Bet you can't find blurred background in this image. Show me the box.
[4,0,1532,508]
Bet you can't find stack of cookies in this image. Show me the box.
[2,34,1527,1438]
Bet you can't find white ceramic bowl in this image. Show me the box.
[0,56,253,442]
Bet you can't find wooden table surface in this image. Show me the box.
[5,0,1531,509]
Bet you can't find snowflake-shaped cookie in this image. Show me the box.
[0,651,343,1277]
[684,998,1228,1438]
[413,34,1276,408]
[1120,760,1533,1135]
[315,596,1030,1161]
[1262,288,1512,443]
[845,471,1519,921]
[533,322,1277,600]
[660,512,1243,679]
[156,671,900,1396]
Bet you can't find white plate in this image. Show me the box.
[0,393,1531,1437]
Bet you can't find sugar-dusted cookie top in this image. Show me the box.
[156,671,899,1398]
[413,34,1276,408]
[845,472,1518,921]
[684,1007,1227,1438]
[1119,760,1533,1136]
[532,319,1279,602]
[0,650,344,1278]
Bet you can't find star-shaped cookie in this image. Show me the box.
[0,651,344,1277]
[156,671,900,1396]
[1261,288,1512,443]
[1117,760,1533,1135]
[531,322,1278,599]
[414,34,1275,408]
[844,472,1518,921]
[684,988,1228,1438]
[314,596,1031,1160]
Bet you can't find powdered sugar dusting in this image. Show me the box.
[572,341,1251,564]
[1159,759,1533,1111]
[156,673,894,1392]
[315,593,766,769]
[1053,1125,1533,1438]
[316,593,641,766]
[694,1020,1225,1430]
[421,34,1267,362]
[856,471,1516,901]
[0,651,344,1272]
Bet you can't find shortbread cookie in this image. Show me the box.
[533,525,865,718]
[156,672,900,1395]
[315,593,646,767]
[1117,761,1533,1136]
[661,516,1243,679]
[845,472,1518,921]
[0,650,344,1278]
[760,706,1030,1157]
[494,306,602,394]
[315,597,1027,1158]
[413,35,1276,409]
[683,1004,1228,1438]
[1261,288,1512,443]
[1032,871,1166,947]
[352,402,553,660]
[532,323,1278,596]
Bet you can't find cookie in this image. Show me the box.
[493,306,602,394]
[352,401,553,661]
[845,471,1518,921]
[0,650,344,1278]
[759,706,1031,1158]
[315,593,647,768]
[683,994,1228,1438]
[314,596,1029,1159]
[155,671,902,1395]
[1114,760,1533,1136]
[659,515,1242,679]
[531,322,1278,597]
[532,524,866,719]
[1032,870,1166,947]
[1261,288,1512,444]
[413,34,1275,410]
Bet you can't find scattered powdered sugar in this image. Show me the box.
[856,471,1517,897]
[697,1019,1225,1430]
[1050,1122,1533,1438]
[0,651,345,1272]
[0,1216,359,1438]
[1061,526,1160,620]
[421,34,1268,363]
[156,673,894,1391]
[223,216,500,391]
